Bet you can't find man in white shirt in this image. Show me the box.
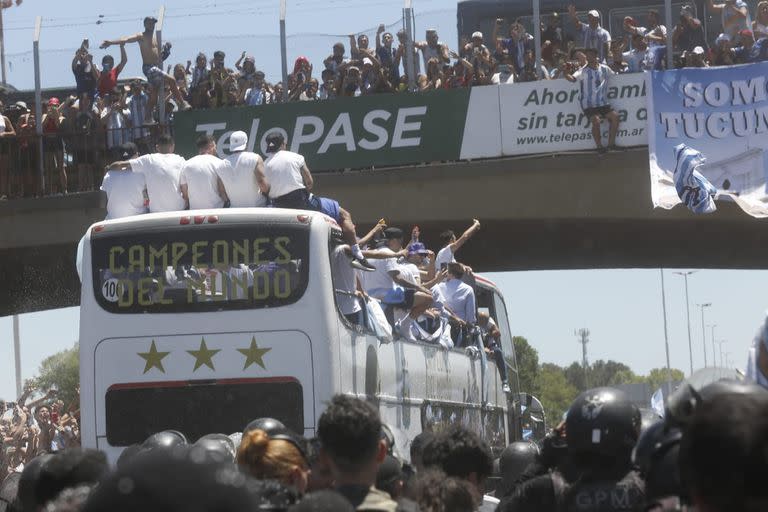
[100,142,147,219]
[433,263,476,346]
[435,219,481,271]
[180,135,229,210]
[104,133,186,212]
[216,130,268,208]
[491,56,516,85]
[263,132,373,271]
[364,228,434,341]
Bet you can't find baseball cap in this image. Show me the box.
[48,97,60,106]
[14,101,28,110]
[229,131,248,152]
[143,16,158,24]
[692,46,705,55]
[588,9,600,18]
[472,31,483,39]
[715,33,731,44]
[740,29,754,38]
[265,132,285,153]
[362,57,373,66]
[680,5,694,16]
[408,242,430,255]
[383,227,404,240]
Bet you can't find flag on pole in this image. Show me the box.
[651,387,665,417]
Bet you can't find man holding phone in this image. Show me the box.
[492,55,516,84]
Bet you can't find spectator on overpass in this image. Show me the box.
[323,42,348,79]
[518,49,550,82]
[180,135,229,210]
[189,53,211,109]
[609,41,630,73]
[100,142,147,219]
[464,31,492,77]
[492,19,535,77]
[567,5,611,63]
[435,219,481,271]
[683,46,709,67]
[674,5,708,53]
[733,29,768,63]
[416,29,450,70]
[72,42,98,102]
[541,13,565,53]
[627,10,667,48]
[0,100,15,199]
[623,34,650,72]
[755,1,768,39]
[376,24,400,83]
[97,44,128,99]
[105,133,186,213]
[215,131,268,208]
[708,0,751,41]
[563,47,620,153]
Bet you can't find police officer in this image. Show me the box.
[497,441,540,498]
[500,387,645,512]
[632,421,684,511]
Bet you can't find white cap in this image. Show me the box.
[362,57,373,66]
[230,130,248,152]
[588,9,600,18]
[716,33,731,44]
[472,31,483,39]
[692,46,705,55]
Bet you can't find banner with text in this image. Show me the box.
[500,73,648,155]
[173,88,471,171]
[648,62,768,218]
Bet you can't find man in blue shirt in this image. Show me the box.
[733,29,768,62]
[563,47,620,153]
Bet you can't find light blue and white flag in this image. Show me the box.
[673,144,717,215]
[651,387,665,417]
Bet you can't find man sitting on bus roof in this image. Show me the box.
[215,130,268,208]
[263,132,374,271]
[363,228,434,342]
[104,133,186,213]
[433,263,476,347]
[434,219,481,271]
[100,142,148,220]
[477,310,512,394]
[180,135,229,210]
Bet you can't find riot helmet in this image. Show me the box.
[666,380,766,429]
[193,433,237,463]
[632,421,684,502]
[566,387,641,456]
[499,441,539,482]
[243,417,286,436]
[142,430,188,451]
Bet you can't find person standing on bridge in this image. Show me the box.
[215,131,268,208]
[100,17,191,124]
[104,133,186,213]
[180,135,229,210]
[563,47,620,153]
[567,6,611,64]
[263,132,374,271]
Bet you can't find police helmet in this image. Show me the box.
[229,432,243,451]
[193,433,237,463]
[116,444,142,470]
[142,430,188,450]
[243,417,286,436]
[566,387,641,455]
[499,442,540,483]
[632,421,684,501]
[666,380,767,428]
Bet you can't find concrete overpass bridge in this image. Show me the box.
[1,147,766,316]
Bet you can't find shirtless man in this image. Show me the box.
[101,17,190,124]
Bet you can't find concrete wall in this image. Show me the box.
[1,148,767,315]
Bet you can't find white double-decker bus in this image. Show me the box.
[78,208,520,462]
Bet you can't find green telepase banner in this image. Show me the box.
[173,88,472,171]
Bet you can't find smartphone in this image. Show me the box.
[440,262,448,271]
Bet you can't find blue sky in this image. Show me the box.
[1,268,764,400]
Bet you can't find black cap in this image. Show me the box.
[376,455,403,489]
[143,16,157,24]
[265,132,285,153]
[383,227,404,240]
[118,142,139,160]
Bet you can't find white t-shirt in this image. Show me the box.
[435,246,455,270]
[398,262,421,286]
[100,170,147,219]
[491,71,515,84]
[332,245,361,315]
[434,278,476,323]
[180,154,225,210]
[218,151,267,208]
[264,150,307,199]
[363,254,399,299]
[129,153,186,213]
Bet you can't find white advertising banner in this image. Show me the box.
[648,62,768,218]
[499,73,649,156]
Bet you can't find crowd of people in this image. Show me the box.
[1,3,767,198]
[1,382,766,512]
[0,384,80,484]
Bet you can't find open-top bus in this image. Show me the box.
[78,208,520,462]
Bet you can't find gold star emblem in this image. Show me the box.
[237,337,271,370]
[187,338,221,371]
[137,340,170,374]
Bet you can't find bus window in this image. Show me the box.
[105,378,304,445]
[90,224,309,314]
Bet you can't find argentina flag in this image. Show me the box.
[673,144,717,215]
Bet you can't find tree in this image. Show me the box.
[645,367,685,392]
[589,360,638,387]
[29,343,80,408]
[512,336,539,395]
[537,363,579,424]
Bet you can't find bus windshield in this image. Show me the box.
[90,223,310,314]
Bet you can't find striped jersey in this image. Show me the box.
[577,24,611,62]
[573,63,614,110]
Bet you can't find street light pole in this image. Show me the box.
[659,269,673,398]
[674,271,697,375]
[697,303,711,367]
[709,324,717,367]
[717,340,726,368]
